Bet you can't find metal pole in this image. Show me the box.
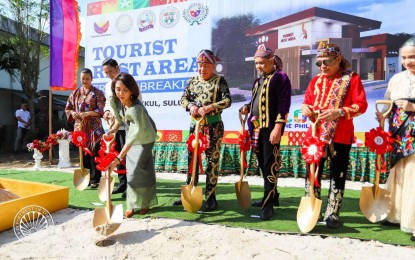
[49,88,52,164]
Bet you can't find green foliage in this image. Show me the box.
[1,169,414,246]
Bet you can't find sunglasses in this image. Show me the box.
[315,58,335,67]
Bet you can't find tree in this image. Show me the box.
[0,39,20,78]
[212,14,260,89]
[0,0,50,133]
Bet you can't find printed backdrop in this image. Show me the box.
[84,0,409,144]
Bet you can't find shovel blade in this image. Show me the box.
[235,181,251,210]
[73,168,90,191]
[296,197,322,233]
[93,204,123,236]
[181,184,203,213]
[97,177,115,202]
[359,186,391,223]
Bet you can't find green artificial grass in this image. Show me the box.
[1,169,414,246]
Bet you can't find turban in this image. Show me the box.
[197,49,220,64]
[254,44,273,58]
[317,41,351,69]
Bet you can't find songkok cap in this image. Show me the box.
[197,49,220,64]
[254,44,273,58]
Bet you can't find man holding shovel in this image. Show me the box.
[240,45,292,220]
[173,49,232,211]
[300,41,367,229]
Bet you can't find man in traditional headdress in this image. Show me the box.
[173,49,232,211]
[240,44,292,220]
[300,41,368,228]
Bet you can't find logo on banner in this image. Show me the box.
[138,10,155,32]
[183,3,208,25]
[160,6,180,28]
[94,20,110,34]
[116,14,133,33]
[13,205,54,239]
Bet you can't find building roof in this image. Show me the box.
[246,7,382,36]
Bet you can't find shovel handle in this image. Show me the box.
[189,116,204,187]
[309,111,321,137]
[239,111,248,132]
[375,100,393,130]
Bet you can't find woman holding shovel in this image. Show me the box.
[376,37,415,241]
[108,72,158,218]
[65,68,106,189]
[300,41,367,229]
[172,49,232,211]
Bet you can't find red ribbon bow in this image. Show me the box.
[365,127,394,173]
[238,130,251,168]
[70,131,93,156]
[365,127,393,155]
[301,136,325,187]
[94,137,124,173]
[301,136,325,164]
[186,132,208,175]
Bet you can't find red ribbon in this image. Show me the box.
[94,139,122,172]
[238,130,251,168]
[186,132,208,175]
[70,131,94,156]
[365,127,394,173]
[365,127,393,155]
[301,136,325,187]
[301,136,325,164]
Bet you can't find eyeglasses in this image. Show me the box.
[315,58,335,67]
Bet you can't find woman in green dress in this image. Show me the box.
[108,72,158,218]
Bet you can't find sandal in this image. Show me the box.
[139,208,149,215]
[124,210,135,218]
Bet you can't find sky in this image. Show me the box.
[77,0,414,39]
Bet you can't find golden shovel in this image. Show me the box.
[93,169,123,236]
[297,114,322,233]
[97,134,116,202]
[73,122,90,191]
[359,100,393,223]
[181,116,204,213]
[235,111,251,209]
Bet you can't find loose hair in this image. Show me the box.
[111,72,140,101]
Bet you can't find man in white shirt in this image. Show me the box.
[102,59,129,197]
[14,102,31,153]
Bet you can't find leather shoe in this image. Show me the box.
[112,184,126,195]
[260,203,273,220]
[204,194,218,212]
[252,200,262,207]
[90,183,98,189]
[125,210,135,218]
[325,215,340,229]
[382,221,399,227]
[172,199,182,206]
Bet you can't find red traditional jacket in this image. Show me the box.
[303,71,368,144]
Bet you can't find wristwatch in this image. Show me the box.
[338,109,345,117]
